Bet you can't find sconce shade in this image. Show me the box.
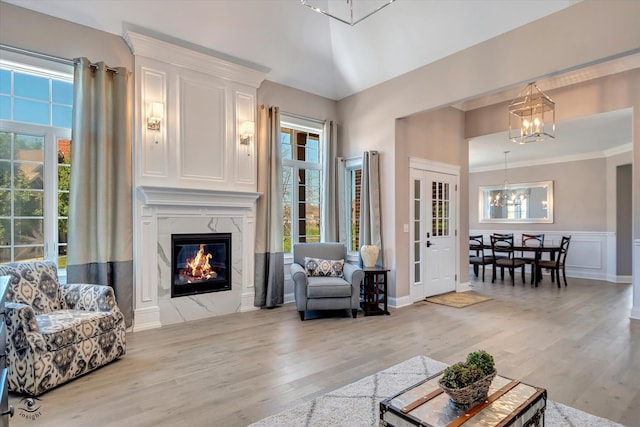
[147,102,164,131]
[508,82,555,144]
[240,121,255,145]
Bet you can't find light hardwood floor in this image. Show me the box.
[8,276,640,427]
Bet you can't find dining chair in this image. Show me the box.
[490,234,526,286]
[537,236,571,287]
[520,233,545,284]
[469,235,493,282]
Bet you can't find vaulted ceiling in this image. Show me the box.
[2,0,579,100]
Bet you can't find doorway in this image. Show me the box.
[409,159,459,300]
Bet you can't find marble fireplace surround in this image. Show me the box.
[134,186,260,331]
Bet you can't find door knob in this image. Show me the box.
[426,241,433,248]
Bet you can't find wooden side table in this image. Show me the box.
[360,267,390,316]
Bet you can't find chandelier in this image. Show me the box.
[508,82,555,144]
[300,0,397,26]
[490,151,527,207]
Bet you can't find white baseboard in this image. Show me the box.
[389,295,413,309]
[630,307,640,320]
[240,291,259,312]
[133,306,161,331]
[457,281,472,292]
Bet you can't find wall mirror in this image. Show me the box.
[479,180,553,223]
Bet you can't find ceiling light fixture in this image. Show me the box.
[508,82,555,144]
[490,151,527,208]
[300,0,396,26]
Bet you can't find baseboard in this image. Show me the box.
[457,281,472,292]
[616,275,632,284]
[630,306,640,320]
[133,306,162,331]
[389,294,413,309]
[240,291,259,312]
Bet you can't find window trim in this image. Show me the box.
[340,155,363,259]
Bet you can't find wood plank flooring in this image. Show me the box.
[8,276,640,427]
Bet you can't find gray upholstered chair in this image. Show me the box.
[290,243,364,321]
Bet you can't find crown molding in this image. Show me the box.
[124,31,266,89]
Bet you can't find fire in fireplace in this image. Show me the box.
[171,233,231,298]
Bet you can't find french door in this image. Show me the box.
[409,163,458,300]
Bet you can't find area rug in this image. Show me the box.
[249,355,624,427]
[425,291,492,308]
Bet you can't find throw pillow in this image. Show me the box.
[303,257,345,278]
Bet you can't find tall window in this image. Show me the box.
[0,53,73,268]
[281,115,322,253]
[346,163,362,252]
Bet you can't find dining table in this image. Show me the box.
[471,242,563,286]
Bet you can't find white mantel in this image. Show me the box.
[128,31,266,331]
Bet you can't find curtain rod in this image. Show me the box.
[0,44,120,73]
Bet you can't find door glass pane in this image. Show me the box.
[414,263,420,283]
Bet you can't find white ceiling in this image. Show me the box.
[3,0,579,100]
[4,0,634,168]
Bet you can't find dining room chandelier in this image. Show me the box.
[490,151,527,207]
[300,0,396,26]
[508,82,555,144]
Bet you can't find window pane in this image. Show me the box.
[52,104,72,128]
[58,244,67,268]
[58,218,68,244]
[0,248,10,263]
[52,80,73,105]
[0,69,10,94]
[0,190,9,215]
[0,95,9,120]
[14,190,43,216]
[0,132,9,159]
[304,135,319,162]
[0,162,9,188]
[14,163,43,189]
[14,245,43,262]
[280,128,292,160]
[14,72,49,101]
[14,218,43,245]
[14,98,49,125]
[0,218,9,244]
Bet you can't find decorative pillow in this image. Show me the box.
[303,257,345,278]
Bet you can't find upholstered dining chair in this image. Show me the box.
[490,234,526,286]
[290,243,364,321]
[537,236,571,287]
[469,235,493,282]
[520,233,545,284]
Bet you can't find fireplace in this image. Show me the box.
[171,233,232,298]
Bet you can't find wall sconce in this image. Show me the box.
[147,102,164,131]
[239,121,255,145]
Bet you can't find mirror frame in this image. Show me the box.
[478,180,554,224]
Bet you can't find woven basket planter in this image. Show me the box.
[439,370,497,407]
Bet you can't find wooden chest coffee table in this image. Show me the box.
[380,371,546,427]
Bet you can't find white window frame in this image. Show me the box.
[0,49,73,277]
[339,156,363,260]
[280,113,323,261]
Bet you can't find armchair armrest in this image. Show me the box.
[60,283,120,312]
[343,263,364,287]
[290,263,308,311]
[5,302,47,353]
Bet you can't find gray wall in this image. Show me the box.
[469,158,607,232]
[617,164,633,275]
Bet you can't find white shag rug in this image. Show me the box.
[249,355,625,427]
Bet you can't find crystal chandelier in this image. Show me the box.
[490,151,527,207]
[508,82,555,144]
[300,0,396,26]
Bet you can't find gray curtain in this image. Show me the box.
[320,120,338,242]
[359,151,383,265]
[67,58,133,327]
[254,105,284,308]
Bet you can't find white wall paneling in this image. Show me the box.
[126,31,266,330]
[632,239,640,320]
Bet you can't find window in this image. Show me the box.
[0,52,73,269]
[345,160,362,253]
[281,114,322,253]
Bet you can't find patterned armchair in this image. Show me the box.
[0,260,126,395]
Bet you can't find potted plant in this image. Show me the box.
[439,350,497,407]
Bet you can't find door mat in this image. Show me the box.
[425,291,492,308]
